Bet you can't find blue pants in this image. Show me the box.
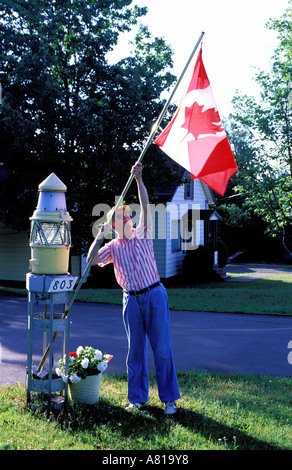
[122,284,181,404]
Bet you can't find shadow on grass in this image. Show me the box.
[173,406,280,450]
[52,397,281,451]
[28,371,289,450]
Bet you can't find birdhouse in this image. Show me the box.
[29,173,72,275]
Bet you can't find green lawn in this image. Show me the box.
[1,272,292,315]
[1,271,291,451]
[0,371,291,450]
[76,273,292,315]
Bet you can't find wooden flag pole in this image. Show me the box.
[114,31,205,212]
[37,31,205,373]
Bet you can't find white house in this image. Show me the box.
[151,177,219,279]
[0,226,31,283]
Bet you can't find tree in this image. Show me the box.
[226,0,292,256]
[0,0,180,253]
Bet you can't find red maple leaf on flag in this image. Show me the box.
[181,102,224,140]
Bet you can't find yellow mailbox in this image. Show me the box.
[29,173,72,275]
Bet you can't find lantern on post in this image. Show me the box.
[29,173,72,275]
[26,173,77,414]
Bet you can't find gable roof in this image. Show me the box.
[154,169,215,204]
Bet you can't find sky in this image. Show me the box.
[108,0,290,118]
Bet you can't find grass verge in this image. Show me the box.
[0,371,291,451]
[1,272,292,315]
[75,273,292,315]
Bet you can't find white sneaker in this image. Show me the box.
[125,402,145,411]
[164,401,177,415]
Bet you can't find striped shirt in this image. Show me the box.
[98,219,160,292]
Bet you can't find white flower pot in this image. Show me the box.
[69,373,102,405]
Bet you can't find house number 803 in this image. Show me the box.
[48,277,78,293]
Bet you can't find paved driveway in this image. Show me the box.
[226,263,292,281]
[1,292,291,387]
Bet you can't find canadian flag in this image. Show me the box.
[154,47,237,195]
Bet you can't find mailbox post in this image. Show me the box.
[26,173,77,413]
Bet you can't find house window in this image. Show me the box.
[184,180,194,200]
[171,220,181,252]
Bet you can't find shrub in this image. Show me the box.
[218,239,229,268]
[182,245,213,283]
[84,264,118,289]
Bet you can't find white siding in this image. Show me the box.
[152,180,213,279]
[151,205,167,278]
[152,239,166,277]
[0,227,30,281]
[197,219,204,246]
[165,200,184,278]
